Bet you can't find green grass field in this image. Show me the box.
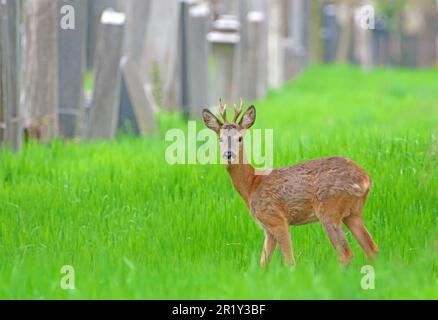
[1,65,437,299]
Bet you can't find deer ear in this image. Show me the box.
[202,109,222,133]
[239,105,256,129]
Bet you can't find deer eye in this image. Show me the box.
[238,136,243,142]
[219,138,223,143]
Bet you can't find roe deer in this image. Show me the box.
[202,99,378,267]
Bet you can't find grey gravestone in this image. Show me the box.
[214,1,249,105]
[122,0,151,65]
[285,0,310,78]
[372,15,390,65]
[178,0,197,118]
[87,0,118,70]
[109,0,151,134]
[142,0,180,111]
[88,9,126,140]
[23,0,59,141]
[58,0,88,139]
[236,0,249,101]
[267,0,286,88]
[244,11,268,100]
[321,3,339,63]
[186,3,210,117]
[207,16,241,106]
[335,3,352,63]
[0,0,22,150]
[118,57,157,136]
[354,5,374,69]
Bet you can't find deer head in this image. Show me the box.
[202,98,256,164]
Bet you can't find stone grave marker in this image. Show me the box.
[88,9,125,140]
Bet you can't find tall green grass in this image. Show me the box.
[0,65,437,299]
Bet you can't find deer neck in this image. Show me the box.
[225,145,257,205]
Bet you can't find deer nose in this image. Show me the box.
[223,151,234,160]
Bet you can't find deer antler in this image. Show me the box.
[218,98,229,124]
[232,97,244,124]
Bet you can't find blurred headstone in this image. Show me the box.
[178,0,197,118]
[235,0,249,110]
[23,0,59,141]
[118,58,158,135]
[388,17,402,66]
[88,10,125,140]
[372,15,390,65]
[244,11,268,100]
[212,1,249,109]
[87,0,119,70]
[117,0,155,130]
[0,0,22,150]
[335,3,353,63]
[321,3,339,63]
[267,0,286,88]
[417,5,437,68]
[186,3,210,117]
[310,0,323,64]
[58,0,88,139]
[354,3,374,69]
[142,0,180,111]
[122,0,151,65]
[207,15,241,106]
[401,4,424,67]
[285,0,310,78]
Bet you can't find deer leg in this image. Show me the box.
[320,217,354,266]
[268,224,295,267]
[260,231,277,267]
[344,215,378,260]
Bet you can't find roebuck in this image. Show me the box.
[202,99,378,267]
